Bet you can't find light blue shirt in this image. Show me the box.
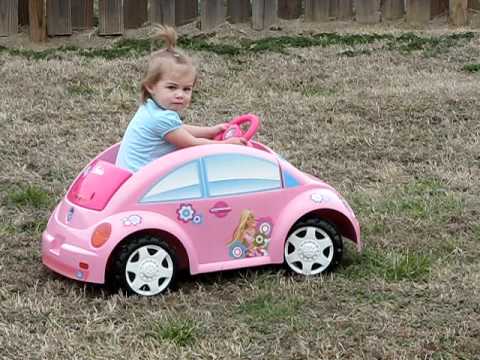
[116,99,182,172]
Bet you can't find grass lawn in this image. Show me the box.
[0,21,479,359]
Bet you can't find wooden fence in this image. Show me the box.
[1,0,479,42]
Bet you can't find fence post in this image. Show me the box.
[278,0,301,19]
[19,0,29,26]
[406,0,431,23]
[47,0,72,35]
[431,0,448,16]
[124,0,147,29]
[305,0,330,22]
[227,0,251,23]
[449,0,468,25]
[176,0,198,25]
[72,0,93,30]
[201,0,225,30]
[336,0,353,19]
[355,0,381,23]
[150,0,175,26]
[382,0,405,20]
[99,0,123,34]
[29,0,47,41]
[471,0,480,9]
[0,0,18,36]
[252,0,278,30]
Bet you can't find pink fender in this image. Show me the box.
[99,210,198,281]
[268,188,361,263]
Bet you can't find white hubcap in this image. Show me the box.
[125,244,173,296]
[285,226,334,275]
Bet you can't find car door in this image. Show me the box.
[191,153,284,265]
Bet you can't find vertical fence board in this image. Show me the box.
[124,0,147,29]
[355,0,381,23]
[150,0,175,26]
[305,0,330,22]
[19,0,28,26]
[330,0,337,17]
[471,0,480,9]
[99,0,123,34]
[176,0,198,25]
[336,0,353,19]
[431,0,448,16]
[278,0,301,19]
[72,0,93,30]
[0,0,18,36]
[406,0,431,23]
[227,0,251,23]
[382,0,405,20]
[47,0,72,35]
[201,0,225,30]
[29,0,46,41]
[450,0,468,24]
[252,0,277,29]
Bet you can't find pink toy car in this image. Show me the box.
[42,115,361,296]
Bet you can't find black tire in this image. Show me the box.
[109,236,177,296]
[284,218,343,275]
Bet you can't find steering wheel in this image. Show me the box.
[214,114,260,142]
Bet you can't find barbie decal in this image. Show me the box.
[228,210,273,259]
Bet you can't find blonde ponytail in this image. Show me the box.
[152,25,178,51]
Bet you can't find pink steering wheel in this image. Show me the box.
[215,114,260,141]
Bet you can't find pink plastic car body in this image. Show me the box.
[42,139,361,296]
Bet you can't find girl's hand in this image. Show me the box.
[211,123,229,137]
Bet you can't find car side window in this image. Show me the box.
[140,161,202,203]
[204,154,281,197]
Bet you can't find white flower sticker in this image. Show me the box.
[122,215,143,226]
[311,193,323,203]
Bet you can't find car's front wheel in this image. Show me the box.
[284,218,343,275]
[111,236,177,296]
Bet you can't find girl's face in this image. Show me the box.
[146,64,196,112]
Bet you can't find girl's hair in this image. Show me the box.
[231,210,256,245]
[140,25,195,103]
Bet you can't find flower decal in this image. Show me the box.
[253,233,267,247]
[311,192,323,203]
[177,204,195,223]
[192,214,203,225]
[229,240,247,259]
[256,217,273,237]
[122,215,142,226]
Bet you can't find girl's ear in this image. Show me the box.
[144,83,153,94]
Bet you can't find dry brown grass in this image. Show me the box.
[1,21,479,359]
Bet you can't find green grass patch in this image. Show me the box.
[351,178,465,239]
[67,82,97,96]
[463,63,480,73]
[147,318,197,347]
[342,247,432,282]
[6,185,52,209]
[301,86,336,97]
[1,32,475,60]
[236,292,304,330]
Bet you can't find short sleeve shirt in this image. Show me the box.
[116,99,182,172]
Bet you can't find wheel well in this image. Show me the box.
[106,229,190,278]
[296,209,358,245]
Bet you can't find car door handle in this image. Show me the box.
[209,206,232,214]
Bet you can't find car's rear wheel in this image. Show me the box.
[111,236,177,296]
[284,218,343,275]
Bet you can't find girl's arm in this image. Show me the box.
[165,127,246,149]
[183,124,227,139]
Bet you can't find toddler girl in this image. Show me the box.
[116,26,246,172]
